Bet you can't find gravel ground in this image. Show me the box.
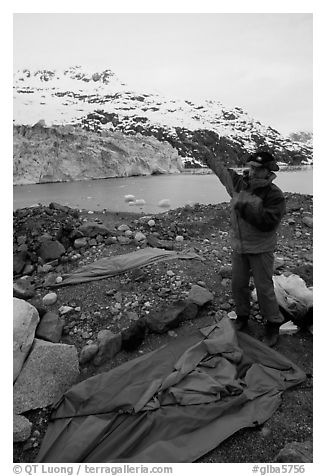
[13,192,313,463]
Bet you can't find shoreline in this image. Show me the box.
[13,164,313,187]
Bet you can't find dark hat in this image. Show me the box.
[246,151,279,171]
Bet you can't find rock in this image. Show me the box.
[168,330,178,337]
[117,224,130,232]
[43,273,58,287]
[13,339,79,414]
[274,256,285,270]
[147,234,175,250]
[134,231,146,242]
[42,292,58,306]
[126,311,139,321]
[106,236,117,245]
[35,311,64,343]
[56,276,63,284]
[17,235,27,245]
[13,278,35,300]
[146,301,187,333]
[288,218,296,225]
[79,221,112,237]
[121,320,146,351]
[219,265,233,279]
[18,244,28,252]
[197,280,206,287]
[147,219,155,227]
[275,440,313,463]
[117,236,131,245]
[39,233,53,243]
[260,426,272,438]
[138,216,153,223]
[39,263,53,273]
[49,202,73,213]
[13,298,40,382]
[125,230,133,238]
[220,302,232,311]
[79,343,99,364]
[13,251,29,275]
[13,414,32,442]
[175,235,184,242]
[188,285,214,306]
[38,240,66,262]
[74,237,88,249]
[23,264,34,275]
[302,216,313,228]
[93,330,122,366]
[228,311,237,320]
[58,305,74,315]
[178,300,199,321]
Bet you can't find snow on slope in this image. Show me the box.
[13,66,312,165]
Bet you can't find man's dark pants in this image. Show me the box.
[232,251,283,324]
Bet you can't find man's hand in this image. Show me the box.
[233,191,262,213]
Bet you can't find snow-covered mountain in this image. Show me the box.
[13,66,312,168]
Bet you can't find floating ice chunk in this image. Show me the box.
[158,199,171,208]
[124,194,136,202]
[135,199,146,206]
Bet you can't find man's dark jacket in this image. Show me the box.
[205,156,286,253]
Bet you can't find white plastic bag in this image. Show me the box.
[252,273,313,319]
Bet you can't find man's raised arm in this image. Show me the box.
[202,146,237,198]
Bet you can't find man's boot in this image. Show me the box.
[263,321,281,347]
[234,315,249,331]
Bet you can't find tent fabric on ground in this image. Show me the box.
[36,318,305,463]
[50,247,203,287]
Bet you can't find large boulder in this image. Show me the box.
[93,330,122,366]
[35,311,64,343]
[178,300,199,321]
[13,414,33,442]
[13,251,29,275]
[275,440,313,463]
[146,301,187,334]
[38,240,65,262]
[302,216,313,228]
[13,277,36,300]
[121,319,146,351]
[13,339,79,414]
[78,221,112,237]
[188,285,214,306]
[13,298,40,382]
[79,343,99,365]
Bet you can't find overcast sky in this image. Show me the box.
[13,12,312,135]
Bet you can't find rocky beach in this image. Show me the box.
[13,192,313,463]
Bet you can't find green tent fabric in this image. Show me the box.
[36,318,305,463]
[51,247,203,287]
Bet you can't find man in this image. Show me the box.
[204,149,286,346]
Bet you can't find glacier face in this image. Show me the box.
[13,124,183,185]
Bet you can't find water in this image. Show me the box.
[13,167,313,214]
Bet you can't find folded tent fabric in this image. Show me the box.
[35,318,305,463]
[50,247,203,287]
